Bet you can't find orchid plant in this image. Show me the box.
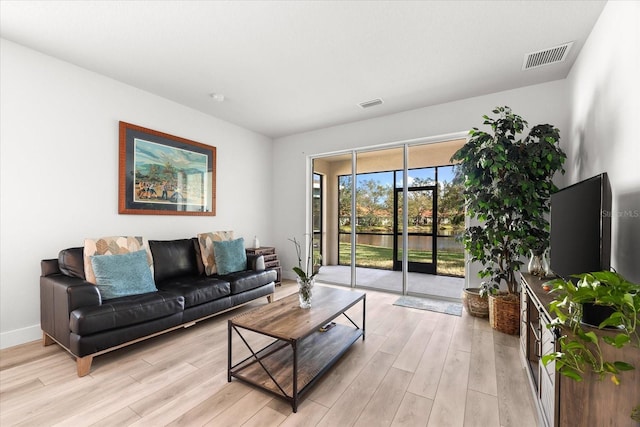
[289,237,318,283]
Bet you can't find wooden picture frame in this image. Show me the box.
[119,121,216,216]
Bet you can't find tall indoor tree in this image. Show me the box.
[451,106,567,332]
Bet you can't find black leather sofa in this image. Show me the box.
[40,238,276,376]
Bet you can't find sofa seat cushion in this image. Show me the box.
[219,269,277,295]
[70,291,184,336]
[156,276,231,308]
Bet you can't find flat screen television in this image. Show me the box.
[549,173,612,280]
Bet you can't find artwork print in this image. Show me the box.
[119,122,216,216]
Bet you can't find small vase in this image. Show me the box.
[297,277,314,309]
[541,248,551,277]
[253,236,260,248]
[528,250,544,276]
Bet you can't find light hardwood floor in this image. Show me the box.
[0,281,538,426]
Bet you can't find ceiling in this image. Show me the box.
[0,1,607,138]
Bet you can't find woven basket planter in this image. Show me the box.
[488,292,521,335]
[462,288,489,318]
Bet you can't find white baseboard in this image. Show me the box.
[0,324,41,350]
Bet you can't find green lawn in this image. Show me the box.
[338,243,464,277]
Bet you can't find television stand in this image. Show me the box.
[519,273,639,427]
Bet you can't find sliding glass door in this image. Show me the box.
[311,137,466,298]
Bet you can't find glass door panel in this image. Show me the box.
[405,144,464,299]
[436,165,465,277]
[313,155,352,287]
[312,173,323,274]
[355,148,403,292]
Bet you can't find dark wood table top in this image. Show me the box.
[230,286,365,341]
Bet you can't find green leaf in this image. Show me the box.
[564,341,586,351]
[542,353,560,366]
[561,368,583,381]
[602,336,615,346]
[603,362,619,374]
[292,267,307,280]
[614,334,631,348]
[613,361,635,372]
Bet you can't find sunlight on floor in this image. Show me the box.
[315,265,464,301]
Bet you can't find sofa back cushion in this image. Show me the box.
[191,238,206,275]
[83,236,154,284]
[149,239,200,283]
[197,230,234,275]
[58,247,86,279]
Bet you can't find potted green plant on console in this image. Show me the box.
[451,106,566,333]
[542,270,640,421]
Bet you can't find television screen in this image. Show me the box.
[549,173,611,280]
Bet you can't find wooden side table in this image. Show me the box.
[246,246,281,286]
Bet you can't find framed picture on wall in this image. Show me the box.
[118,121,216,216]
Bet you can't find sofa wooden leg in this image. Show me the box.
[42,332,55,347]
[77,356,93,377]
[267,294,274,303]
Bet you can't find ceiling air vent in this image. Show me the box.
[522,42,574,70]
[358,98,384,109]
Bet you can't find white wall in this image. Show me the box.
[0,39,274,348]
[564,1,640,282]
[272,81,570,286]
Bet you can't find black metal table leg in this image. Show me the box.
[363,295,366,341]
[227,320,232,382]
[292,340,298,412]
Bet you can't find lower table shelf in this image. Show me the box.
[231,324,363,399]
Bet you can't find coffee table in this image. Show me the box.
[227,286,366,412]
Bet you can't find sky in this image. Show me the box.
[353,165,457,188]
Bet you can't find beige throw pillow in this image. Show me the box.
[197,231,234,275]
[83,236,154,285]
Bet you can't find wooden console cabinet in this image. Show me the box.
[519,273,639,427]
[246,246,281,286]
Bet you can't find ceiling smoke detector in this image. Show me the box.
[358,98,384,109]
[522,42,574,70]
[209,93,225,102]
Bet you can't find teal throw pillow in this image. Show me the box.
[213,238,247,275]
[90,249,157,299]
